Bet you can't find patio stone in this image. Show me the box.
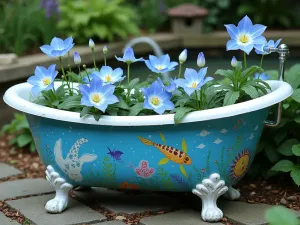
[0,211,20,225]
[220,200,300,225]
[0,178,54,200]
[7,194,106,225]
[73,187,181,214]
[139,209,223,225]
[0,163,22,179]
[93,221,125,225]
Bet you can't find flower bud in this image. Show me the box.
[179,49,187,64]
[89,39,95,49]
[231,56,237,67]
[197,52,205,67]
[83,64,86,69]
[74,52,81,65]
[103,45,108,54]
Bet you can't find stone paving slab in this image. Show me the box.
[0,163,22,179]
[0,211,20,225]
[7,194,106,225]
[93,221,125,225]
[0,178,54,200]
[220,200,300,225]
[74,188,181,214]
[139,209,223,225]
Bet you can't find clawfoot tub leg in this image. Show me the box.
[223,186,240,200]
[192,173,228,222]
[45,165,73,213]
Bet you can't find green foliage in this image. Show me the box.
[252,64,300,186]
[0,0,59,55]
[214,61,268,106]
[58,0,139,43]
[265,206,300,225]
[1,113,35,152]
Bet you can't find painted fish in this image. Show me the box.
[107,147,123,162]
[138,136,192,165]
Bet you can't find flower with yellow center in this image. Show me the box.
[42,78,51,86]
[83,66,125,84]
[151,96,160,106]
[105,74,112,83]
[225,15,267,54]
[190,82,198,89]
[91,93,102,103]
[145,54,178,74]
[155,65,164,71]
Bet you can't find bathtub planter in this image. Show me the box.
[3,80,292,221]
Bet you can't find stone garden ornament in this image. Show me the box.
[3,16,292,222]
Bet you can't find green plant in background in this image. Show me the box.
[0,0,59,55]
[265,206,300,225]
[250,64,300,186]
[0,113,35,152]
[58,0,139,43]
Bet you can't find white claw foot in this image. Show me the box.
[223,186,240,200]
[192,173,228,222]
[45,165,73,213]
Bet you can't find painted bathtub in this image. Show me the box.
[26,109,267,191]
[3,80,293,222]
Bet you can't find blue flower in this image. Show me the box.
[40,37,74,58]
[115,47,143,64]
[79,77,119,113]
[142,80,175,114]
[145,54,178,74]
[27,64,58,96]
[83,66,124,84]
[231,56,237,67]
[255,39,282,55]
[74,52,81,65]
[197,52,205,67]
[254,72,269,80]
[225,15,267,54]
[175,68,213,96]
[157,77,177,93]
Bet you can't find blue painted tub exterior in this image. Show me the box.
[26,107,269,192]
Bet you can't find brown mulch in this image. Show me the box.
[0,134,299,224]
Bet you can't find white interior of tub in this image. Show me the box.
[3,81,293,126]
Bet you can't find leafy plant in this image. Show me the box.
[57,0,139,43]
[265,206,300,225]
[250,64,300,186]
[0,113,35,152]
[0,0,59,55]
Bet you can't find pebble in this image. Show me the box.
[280,197,287,205]
[265,185,272,190]
[249,191,256,197]
[287,196,297,202]
[115,216,126,221]
[261,180,267,186]
[249,184,256,189]
[271,190,279,194]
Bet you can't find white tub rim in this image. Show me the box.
[3,80,293,126]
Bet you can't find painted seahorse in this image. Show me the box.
[54,138,97,182]
[138,136,192,165]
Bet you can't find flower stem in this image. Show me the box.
[59,57,72,96]
[67,52,71,72]
[104,54,107,66]
[260,55,264,68]
[78,65,82,83]
[195,90,200,110]
[178,63,182,78]
[243,52,247,69]
[127,63,130,85]
[92,48,97,69]
[200,89,203,110]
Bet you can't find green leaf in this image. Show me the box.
[265,206,300,225]
[16,133,33,148]
[29,142,36,153]
[264,70,279,80]
[292,144,300,156]
[241,84,259,99]
[129,78,139,89]
[68,72,82,83]
[270,160,294,172]
[295,115,300,123]
[286,64,300,89]
[57,95,81,110]
[214,69,233,77]
[291,166,300,186]
[128,103,144,116]
[158,158,169,165]
[174,107,194,124]
[265,144,281,163]
[223,90,240,106]
[93,111,102,121]
[80,107,91,118]
[292,89,300,103]
[115,97,129,110]
[273,129,288,145]
[277,139,299,156]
